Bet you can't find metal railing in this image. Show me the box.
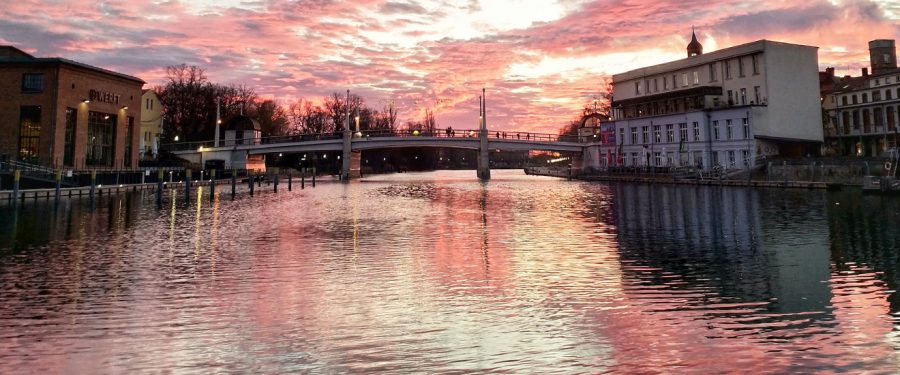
[160,128,580,152]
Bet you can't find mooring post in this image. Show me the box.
[258,173,262,187]
[12,170,20,204]
[288,171,292,191]
[55,170,62,201]
[301,172,305,189]
[312,167,316,187]
[274,172,279,193]
[185,169,192,200]
[231,169,236,199]
[210,169,216,201]
[157,170,164,206]
[249,172,255,196]
[89,170,97,199]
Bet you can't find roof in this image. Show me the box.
[0,45,144,84]
[223,115,261,132]
[613,39,818,82]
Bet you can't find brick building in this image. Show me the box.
[0,45,144,169]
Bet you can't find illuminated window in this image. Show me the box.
[87,111,116,166]
[18,106,41,162]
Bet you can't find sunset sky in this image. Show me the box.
[2,0,898,132]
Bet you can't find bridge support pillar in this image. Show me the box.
[569,153,584,178]
[477,129,491,180]
[341,129,353,181]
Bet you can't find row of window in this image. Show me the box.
[839,88,899,106]
[872,76,900,87]
[612,149,751,168]
[623,118,751,145]
[633,54,761,96]
[837,105,898,134]
[20,106,133,167]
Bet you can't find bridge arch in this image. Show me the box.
[580,112,609,128]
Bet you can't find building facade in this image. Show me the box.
[140,90,162,159]
[596,34,822,170]
[0,45,144,169]
[823,40,899,157]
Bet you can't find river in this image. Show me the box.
[1,170,899,373]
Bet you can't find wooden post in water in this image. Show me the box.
[157,170,164,206]
[12,170,20,203]
[55,170,62,201]
[257,173,262,187]
[249,172,255,196]
[89,170,97,199]
[312,167,316,187]
[210,169,216,201]
[288,171,292,191]
[301,172,305,189]
[231,169,236,199]
[185,169,192,200]
[274,172,279,193]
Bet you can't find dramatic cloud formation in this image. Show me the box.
[1,0,898,132]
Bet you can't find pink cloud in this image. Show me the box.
[1,0,897,132]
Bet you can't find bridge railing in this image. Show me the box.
[160,128,579,151]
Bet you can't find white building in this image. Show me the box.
[140,90,162,159]
[604,33,822,171]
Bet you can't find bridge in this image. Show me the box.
[166,126,587,180]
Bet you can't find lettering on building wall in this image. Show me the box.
[89,89,120,104]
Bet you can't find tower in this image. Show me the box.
[869,39,897,75]
[687,27,703,57]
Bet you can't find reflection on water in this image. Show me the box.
[1,170,899,373]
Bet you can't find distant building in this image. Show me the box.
[822,40,899,156]
[140,90,162,159]
[0,45,144,168]
[605,33,822,170]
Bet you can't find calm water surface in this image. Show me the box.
[2,170,900,373]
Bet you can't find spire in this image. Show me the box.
[687,26,703,57]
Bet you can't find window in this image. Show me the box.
[740,88,747,105]
[18,106,41,162]
[712,151,719,165]
[682,73,688,87]
[146,98,151,110]
[666,124,674,142]
[693,122,700,141]
[709,63,717,82]
[618,128,624,145]
[742,118,749,139]
[87,111,116,166]
[728,150,736,167]
[754,86,761,104]
[752,55,760,75]
[21,73,43,93]
[653,125,661,143]
[888,107,896,131]
[742,150,750,166]
[874,90,882,102]
[666,152,674,166]
[631,127,638,144]
[641,126,649,144]
[887,90,893,100]
[724,60,732,79]
[727,90,734,105]
[842,96,848,106]
[631,152,638,166]
[654,79,658,92]
[673,74,678,88]
[64,108,76,166]
[635,81,641,95]
[692,71,699,85]
[664,77,669,90]
[679,123,688,143]
[713,120,720,140]
[852,94,858,104]
[654,152,662,166]
[852,110,860,130]
[726,119,733,140]
[645,80,650,94]
[738,57,745,77]
[862,93,868,103]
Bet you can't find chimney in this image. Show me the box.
[826,67,835,77]
[862,67,868,77]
